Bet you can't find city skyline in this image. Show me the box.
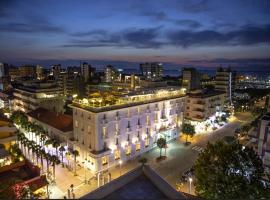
[0,0,270,69]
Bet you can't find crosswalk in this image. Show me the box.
[191,146,204,153]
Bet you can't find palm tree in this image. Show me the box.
[45,139,52,154]
[44,153,51,175]
[65,151,71,168]
[72,150,79,175]
[52,140,60,157]
[59,146,65,167]
[50,155,60,182]
[182,123,196,144]
[40,149,45,172]
[40,134,47,146]
[157,137,167,158]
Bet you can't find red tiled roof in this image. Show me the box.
[27,108,73,132]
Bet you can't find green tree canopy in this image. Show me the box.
[182,123,196,144]
[194,140,269,199]
[157,137,167,158]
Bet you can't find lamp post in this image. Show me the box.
[188,177,193,194]
[83,161,87,184]
[119,160,122,176]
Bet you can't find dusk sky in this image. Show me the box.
[0,0,270,69]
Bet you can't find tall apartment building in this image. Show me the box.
[257,112,270,175]
[58,71,75,96]
[69,87,186,173]
[81,62,95,83]
[185,89,226,122]
[13,80,65,113]
[182,68,201,92]
[215,67,236,104]
[104,65,119,83]
[36,65,45,80]
[0,63,10,91]
[51,64,61,80]
[140,62,163,81]
[19,65,36,78]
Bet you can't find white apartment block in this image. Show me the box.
[185,90,226,122]
[70,87,186,173]
[13,81,65,113]
[257,113,270,174]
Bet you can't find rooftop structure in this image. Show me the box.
[72,86,186,113]
[81,165,186,199]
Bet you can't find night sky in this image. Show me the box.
[0,0,270,69]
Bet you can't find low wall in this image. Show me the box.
[0,160,25,173]
[143,165,185,199]
[80,166,143,199]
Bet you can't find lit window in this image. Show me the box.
[126,146,131,156]
[136,143,140,151]
[146,116,150,125]
[75,120,78,127]
[145,138,150,147]
[103,127,107,138]
[114,150,120,160]
[102,156,108,165]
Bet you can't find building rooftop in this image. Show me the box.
[81,165,186,199]
[27,108,73,132]
[188,89,225,98]
[71,86,186,113]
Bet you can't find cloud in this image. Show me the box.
[179,0,210,13]
[189,58,270,65]
[0,13,65,34]
[168,24,270,47]
[63,27,163,49]
[141,11,168,21]
[174,19,202,28]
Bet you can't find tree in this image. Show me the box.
[182,123,195,144]
[157,137,166,158]
[194,140,269,199]
[59,146,65,167]
[52,140,60,157]
[50,155,60,182]
[72,150,79,175]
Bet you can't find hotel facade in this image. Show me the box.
[70,87,186,173]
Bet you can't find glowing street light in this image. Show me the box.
[188,177,193,194]
[119,160,123,176]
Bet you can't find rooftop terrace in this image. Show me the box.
[71,87,186,113]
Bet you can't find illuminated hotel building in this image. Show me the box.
[13,80,65,113]
[70,87,186,173]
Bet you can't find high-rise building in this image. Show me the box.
[0,63,10,91]
[58,71,76,96]
[140,62,163,81]
[104,65,119,83]
[80,62,95,83]
[19,65,36,78]
[51,64,61,80]
[69,87,186,173]
[215,67,236,104]
[36,65,44,80]
[13,80,64,113]
[182,68,201,92]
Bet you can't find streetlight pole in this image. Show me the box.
[83,161,86,184]
[188,177,193,194]
[119,160,122,176]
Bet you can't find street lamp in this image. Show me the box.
[83,161,87,184]
[188,177,193,194]
[119,160,122,176]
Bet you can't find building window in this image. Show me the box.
[146,116,150,125]
[102,156,108,165]
[136,143,140,151]
[126,146,131,156]
[114,150,120,160]
[145,138,150,147]
[102,127,107,138]
[75,120,78,127]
